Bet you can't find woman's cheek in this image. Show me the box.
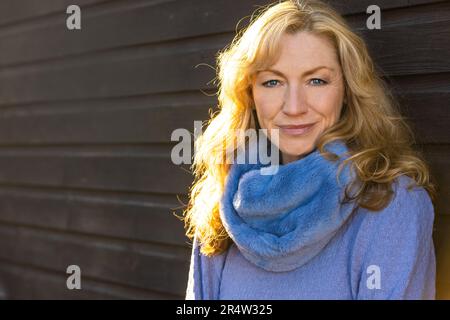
[314,89,342,118]
[255,92,281,124]
[257,105,273,129]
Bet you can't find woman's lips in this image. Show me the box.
[277,123,317,136]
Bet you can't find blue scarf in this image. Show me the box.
[219,139,358,272]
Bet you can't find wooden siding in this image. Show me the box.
[0,0,448,299]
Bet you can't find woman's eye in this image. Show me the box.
[262,80,280,87]
[310,78,327,86]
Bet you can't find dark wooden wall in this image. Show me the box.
[0,0,448,299]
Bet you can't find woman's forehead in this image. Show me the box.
[252,32,339,70]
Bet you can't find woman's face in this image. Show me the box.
[251,31,345,164]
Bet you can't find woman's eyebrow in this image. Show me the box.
[259,66,335,77]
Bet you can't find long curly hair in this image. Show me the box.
[182,0,437,256]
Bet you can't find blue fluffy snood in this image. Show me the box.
[219,140,359,272]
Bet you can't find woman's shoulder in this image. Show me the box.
[348,175,436,299]
[353,174,435,238]
[388,175,434,220]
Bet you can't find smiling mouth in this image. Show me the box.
[277,123,317,136]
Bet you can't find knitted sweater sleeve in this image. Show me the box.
[350,176,436,300]
[185,236,227,300]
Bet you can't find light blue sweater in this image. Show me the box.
[185,175,436,300]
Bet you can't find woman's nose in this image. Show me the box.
[282,85,309,116]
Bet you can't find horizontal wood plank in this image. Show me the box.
[0,0,112,27]
[0,92,214,145]
[0,146,194,194]
[396,92,450,144]
[0,37,222,104]
[0,258,180,299]
[0,186,188,246]
[0,223,191,295]
[329,0,445,15]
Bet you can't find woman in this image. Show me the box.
[183,0,436,299]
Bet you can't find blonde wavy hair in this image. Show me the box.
[182,0,436,256]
